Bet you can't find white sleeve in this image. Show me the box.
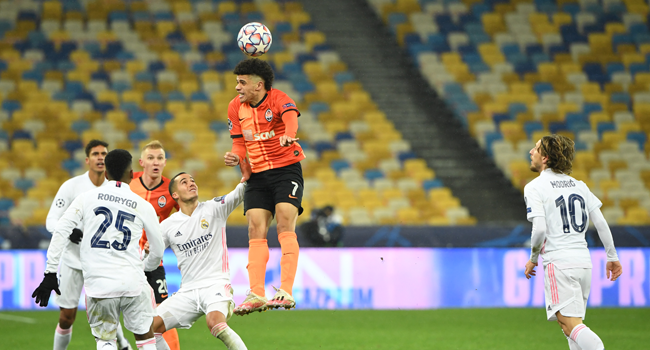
[590,208,619,262]
[46,181,74,233]
[45,195,85,273]
[141,204,165,271]
[529,216,546,264]
[524,184,545,222]
[212,183,246,219]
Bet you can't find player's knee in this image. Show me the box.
[247,221,267,240]
[58,310,76,328]
[152,316,166,334]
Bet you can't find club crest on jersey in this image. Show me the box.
[158,195,167,208]
[200,219,209,229]
[265,108,273,122]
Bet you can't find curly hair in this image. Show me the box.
[233,58,274,91]
[540,134,575,174]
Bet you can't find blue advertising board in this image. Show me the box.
[0,248,648,310]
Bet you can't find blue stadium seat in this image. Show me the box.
[14,179,34,192]
[331,159,350,173]
[524,121,544,138]
[422,179,443,191]
[364,169,384,181]
[627,132,647,150]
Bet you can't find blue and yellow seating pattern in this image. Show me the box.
[372,0,650,224]
[0,0,474,227]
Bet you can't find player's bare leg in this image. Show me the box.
[207,309,247,349]
[151,317,171,350]
[267,203,299,310]
[155,302,179,350]
[234,209,272,315]
[132,325,157,350]
[557,313,604,350]
[54,307,76,350]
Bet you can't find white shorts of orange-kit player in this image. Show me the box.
[85,286,157,340]
[544,263,591,321]
[156,280,235,330]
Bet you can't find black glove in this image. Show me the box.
[32,273,60,307]
[69,228,83,244]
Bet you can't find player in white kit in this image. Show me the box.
[523,135,623,350]
[33,149,169,350]
[42,140,132,350]
[149,160,251,350]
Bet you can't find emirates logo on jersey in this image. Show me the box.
[200,218,209,229]
[158,195,167,208]
[265,108,273,122]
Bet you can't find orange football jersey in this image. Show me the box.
[228,88,305,173]
[132,171,179,251]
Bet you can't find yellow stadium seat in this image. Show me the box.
[623,53,646,68]
[397,207,422,224]
[618,207,650,225]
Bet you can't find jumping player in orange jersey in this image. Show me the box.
[130,140,181,349]
[224,58,304,315]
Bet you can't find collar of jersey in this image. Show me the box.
[250,92,268,108]
[108,180,131,188]
[139,175,165,191]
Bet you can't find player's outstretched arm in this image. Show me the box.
[590,208,622,281]
[142,205,165,271]
[240,156,252,183]
[45,197,85,274]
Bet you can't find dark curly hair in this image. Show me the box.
[233,58,274,91]
[540,134,575,175]
[105,149,133,181]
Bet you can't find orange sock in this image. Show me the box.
[247,239,269,297]
[278,232,299,295]
[162,328,180,350]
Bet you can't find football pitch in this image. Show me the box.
[1,308,648,349]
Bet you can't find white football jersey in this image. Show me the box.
[46,172,109,269]
[160,183,245,291]
[524,169,602,269]
[45,181,164,298]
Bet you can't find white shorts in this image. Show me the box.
[85,286,156,340]
[544,264,591,321]
[156,281,235,330]
[55,263,84,309]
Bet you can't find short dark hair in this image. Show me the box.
[85,139,109,157]
[105,149,132,181]
[233,58,274,91]
[169,172,187,201]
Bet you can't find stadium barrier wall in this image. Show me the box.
[1,248,648,311]
[4,225,650,249]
